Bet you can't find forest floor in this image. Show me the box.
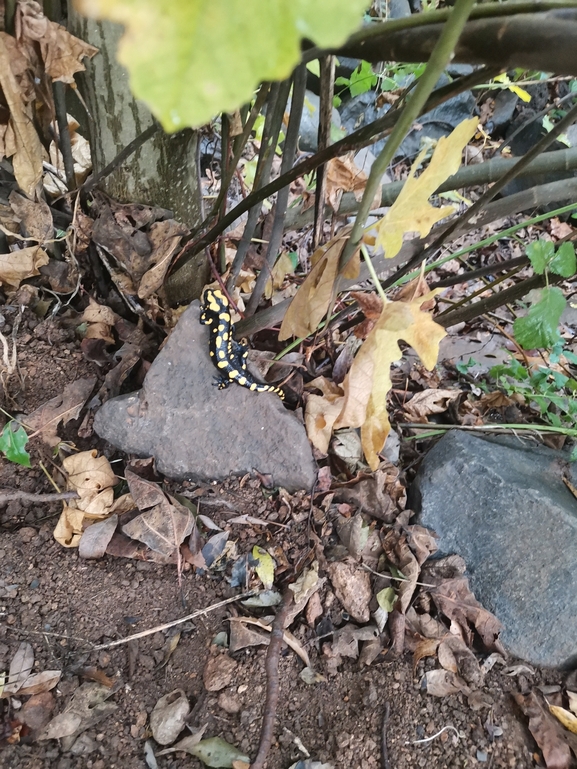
[0,310,565,769]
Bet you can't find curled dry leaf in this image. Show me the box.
[279,229,358,341]
[430,576,504,653]
[515,690,576,769]
[412,637,442,674]
[421,669,471,698]
[550,705,577,735]
[305,376,345,454]
[156,724,208,756]
[138,219,188,299]
[18,670,61,696]
[38,682,118,750]
[324,154,375,212]
[403,388,461,421]
[0,246,49,288]
[3,641,34,695]
[150,689,190,746]
[9,190,53,241]
[381,530,419,614]
[54,451,118,548]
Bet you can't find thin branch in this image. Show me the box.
[250,589,294,769]
[381,702,391,769]
[81,122,160,193]
[245,64,307,316]
[53,82,76,190]
[0,490,79,504]
[90,590,257,651]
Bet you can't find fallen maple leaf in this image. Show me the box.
[374,118,477,259]
[334,293,446,469]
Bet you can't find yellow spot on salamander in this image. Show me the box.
[237,376,247,385]
[217,360,228,368]
[222,332,228,341]
[228,369,239,378]
[218,350,226,358]
[218,324,225,332]
[215,337,222,349]
[220,312,231,323]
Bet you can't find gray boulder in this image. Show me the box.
[94,302,316,492]
[410,430,577,667]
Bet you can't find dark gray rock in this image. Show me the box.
[410,430,577,667]
[94,302,316,492]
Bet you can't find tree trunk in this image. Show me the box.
[66,7,202,232]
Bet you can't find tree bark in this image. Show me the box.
[66,7,202,231]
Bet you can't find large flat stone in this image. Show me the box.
[94,302,316,492]
[410,430,577,667]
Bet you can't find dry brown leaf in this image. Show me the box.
[0,33,44,196]
[0,245,49,288]
[334,293,446,469]
[279,230,356,340]
[325,154,375,212]
[515,691,575,769]
[25,377,96,447]
[382,530,419,614]
[421,669,470,698]
[404,388,461,420]
[412,637,442,674]
[3,641,34,695]
[351,290,384,320]
[430,576,504,653]
[9,190,53,242]
[437,640,459,673]
[38,682,118,749]
[568,691,577,717]
[374,118,477,259]
[17,0,98,83]
[18,670,61,696]
[122,497,194,558]
[304,376,345,453]
[327,560,372,623]
[405,525,438,566]
[138,219,188,299]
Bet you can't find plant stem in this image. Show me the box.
[338,0,477,272]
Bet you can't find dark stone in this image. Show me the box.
[410,430,577,667]
[94,302,316,492]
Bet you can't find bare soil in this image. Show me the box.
[0,312,564,769]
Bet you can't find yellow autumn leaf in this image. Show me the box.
[550,704,577,734]
[335,293,446,470]
[279,230,358,340]
[374,118,477,259]
[264,251,296,300]
[252,546,275,590]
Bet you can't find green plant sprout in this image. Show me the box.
[513,239,576,349]
[0,420,31,467]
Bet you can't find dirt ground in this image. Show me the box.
[0,311,566,769]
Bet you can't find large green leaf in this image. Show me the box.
[77,0,366,130]
[513,286,566,350]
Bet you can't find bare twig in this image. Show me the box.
[381,701,391,769]
[0,490,79,504]
[90,590,257,651]
[81,122,160,194]
[250,589,294,769]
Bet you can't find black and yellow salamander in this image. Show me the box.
[200,288,285,399]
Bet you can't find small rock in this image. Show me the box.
[217,692,241,714]
[18,527,37,543]
[203,650,238,692]
[70,733,97,755]
[150,689,190,746]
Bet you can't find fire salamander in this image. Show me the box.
[200,288,285,399]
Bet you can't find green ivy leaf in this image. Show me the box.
[513,286,566,349]
[348,60,378,97]
[77,0,366,130]
[549,242,577,277]
[526,240,554,275]
[0,421,31,467]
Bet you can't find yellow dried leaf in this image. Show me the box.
[335,293,446,469]
[252,546,275,590]
[279,231,356,340]
[374,118,477,259]
[0,246,49,288]
[325,154,374,212]
[264,251,296,300]
[550,704,577,734]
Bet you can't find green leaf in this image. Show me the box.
[306,60,320,77]
[190,736,250,768]
[348,60,377,97]
[0,422,31,467]
[376,586,396,612]
[526,240,554,275]
[77,0,366,131]
[513,286,566,349]
[549,242,577,277]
